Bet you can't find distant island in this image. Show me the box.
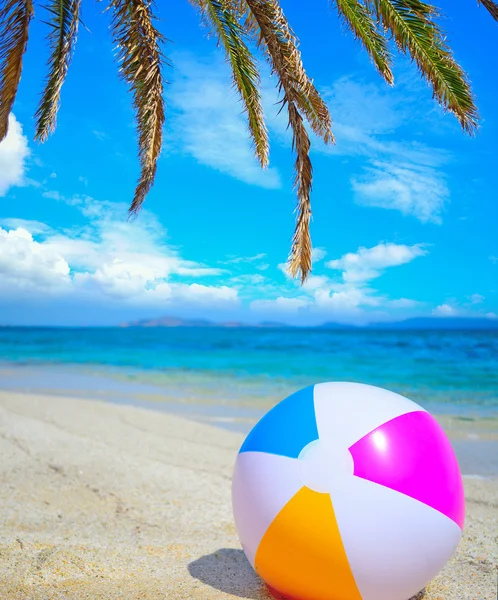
[120,316,498,330]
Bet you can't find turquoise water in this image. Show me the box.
[0,327,497,423]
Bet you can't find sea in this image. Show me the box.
[1,326,497,475]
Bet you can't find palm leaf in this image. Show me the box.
[245,0,333,144]
[287,101,313,283]
[34,0,80,142]
[477,0,498,21]
[192,0,269,168]
[0,0,33,141]
[244,0,333,282]
[370,0,478,134]
[332,0,394,84]
[109,0,167,215]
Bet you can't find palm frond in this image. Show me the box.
[246,0,333,144]
[192,0,269,168]
[34,0,80,142]
[333,0,394,84]
[477,0,498,21]
[0,0,33,141]
[244,0,333,282]
[287,101,313,283]
[109,0,167,215]
[370,0,478,134]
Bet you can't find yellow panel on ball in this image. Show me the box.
[254,486,361,600]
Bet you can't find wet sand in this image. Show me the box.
[0,391,496,599]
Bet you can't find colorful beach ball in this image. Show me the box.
[232,382,464,600]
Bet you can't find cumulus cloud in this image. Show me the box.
[0,228,70,295]
[0,196,239,312]
[250,241,428,323]
[432,304,460,317]
[0,114,29,196]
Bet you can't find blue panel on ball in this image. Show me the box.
[239,385,318,458]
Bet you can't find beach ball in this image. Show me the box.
[232,382,464,600]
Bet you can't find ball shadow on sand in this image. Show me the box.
[188,548,267,599]
[188,548,427,600]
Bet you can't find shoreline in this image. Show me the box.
[1,363,498,477]
[0,390,497,599]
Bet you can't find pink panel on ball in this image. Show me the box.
[349,411,465,528]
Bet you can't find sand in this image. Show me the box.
[0,391,496,600]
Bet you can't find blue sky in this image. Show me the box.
[0,0,496,326]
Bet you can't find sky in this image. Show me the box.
[0,0,497,326]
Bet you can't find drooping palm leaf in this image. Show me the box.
[333,0,394,84]
[244,0,333,281]
[35,0,80,142]
[287,100,313,283]
[477,0,498,21]
[109,0,167,215]
[245,0,333,144]
[0,0,33,141]
[192,0,269,168]
[370,0,479,134]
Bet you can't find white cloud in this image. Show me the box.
[312,247,327,262]
[352,162,448,223]
[301,275,330,291]
[168,55,281,189]
[222,253,267,265]
[432,304,460,317]
[251,296,310,314]
[230,273,267,286]
[326,243,428,282]
[0,218,52,234]
[0,114,29,196]
[317,78,449,223]
[469,293,484,305]
[250,241,428,323]
[0,196,238,311]
[0,228,70,295]
[389,298,422,309]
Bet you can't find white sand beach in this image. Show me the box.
[0,390,496,599]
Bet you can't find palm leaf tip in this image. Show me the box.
[0,0,33,141]
[286,102,313,283]
[244,0,329,283]
[110,0,167,215]
[193,0,269,168]
[478,0,498,21]
[371,0,479,135]
[34,0,81,143]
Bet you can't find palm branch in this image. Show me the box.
[369,0,479,134]
[109,0,167,215]
[0,0,488,285]
[0,0,33,141]
[192,0,269,168]
[244,0,334,282]
[477,0,498,21]
[34,0,81,142]
[332,0,394,84]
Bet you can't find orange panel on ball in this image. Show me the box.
[254,487,361,600]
